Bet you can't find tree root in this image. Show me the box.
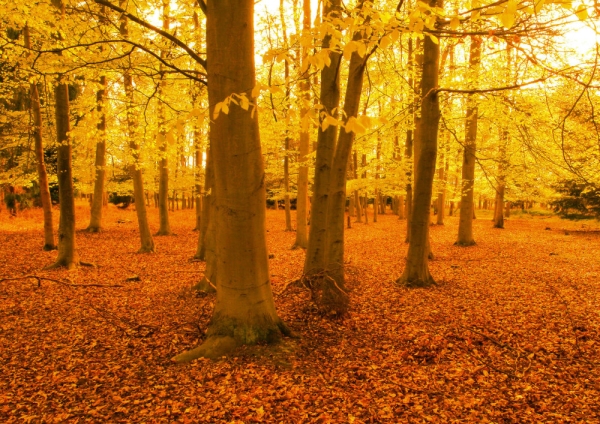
[303,271,349,317]
[395,275,437,288]
[172,336,238,362]
[0,275,124,288]
[191,277,216,294]
[42,244,57,251]
[454,240,476,247]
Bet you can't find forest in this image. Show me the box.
[1,0,599,422]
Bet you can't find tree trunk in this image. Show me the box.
[435,131,446,225]
[175,0,289,362]
[24,26,56,250]
[304,0,342,277]
[119,1,155,253]
[456,35,481,246]
[322,17,368,313]
[156,1,172,236]
[49,82,78,269]
[404,38,416,243]
[88,76,107,232]
[396,24,440,288]
[195,148,213,260]
[292,0,311,249]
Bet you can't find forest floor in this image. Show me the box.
[1,203,599,423]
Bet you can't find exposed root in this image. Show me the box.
[86,227,102,233]
[303,270,349,317]
[454,240,476,247]
[191,276,216,294]
[172,336,237,362]
[0,275,123,288]
[395,275,437,288]
[42,244,57,251]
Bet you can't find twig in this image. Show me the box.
[0,275,123,288]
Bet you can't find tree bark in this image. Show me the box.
[24,25,56,250]
[396,24,440,288]
[292,0,314,249]
[456,35,481,246]
[175,0,288,362]
[50,82,78,269]
[87,75,107,232]
[120,4,155,253]
[156,1,172,236]
[322,16,368,312]
[304,0,342,277]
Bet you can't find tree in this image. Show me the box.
[48,81,79,269]
[456,34,481,246]
[174,0,289,362]
[23,25,56,249]
[396,0,441,288]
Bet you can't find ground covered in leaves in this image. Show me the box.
[1,203,599,423]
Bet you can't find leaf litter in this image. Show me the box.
[1,205,599,423]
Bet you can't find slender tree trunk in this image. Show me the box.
[88,76,107,232]
[404,38,415,242]
[120,5,155,253]
[31,85,56,248]
[49,82,78,269]
[175,0,289,362]
[396,19,440,288]
[195,148,213,260]
[435,131,446,225]
[156,1,172,236]
[293,0,311,247]
[194,141,203,231]
[353,151,362,223]
[280,0,293,232]
[24,26,55,250]
[456,35,481,246]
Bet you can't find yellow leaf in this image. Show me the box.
[379,35,392,50]
[222,102,229,115]
[357,42,366,58]
[450,17,460,30]
[251,84,263,99]
[213,102,222,119]
[575,4,588,20]
[343,41,356,61]
[428,34,439,44]
[166,131,175,145]
[534,0,546,13]
[240,95,249,111]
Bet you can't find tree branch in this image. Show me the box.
[93,0,207,70]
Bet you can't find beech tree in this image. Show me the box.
[174,0,290,361]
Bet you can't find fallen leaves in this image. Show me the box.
[0,204,599,422]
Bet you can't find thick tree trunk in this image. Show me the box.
[456,35,481,246]
[50,83,78,269]
[24,26,55,250]
[396,25,440,288]
[88,76,107,232]
[322,21,368,312]
[304,0,342,277]
[175,0,288,362]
